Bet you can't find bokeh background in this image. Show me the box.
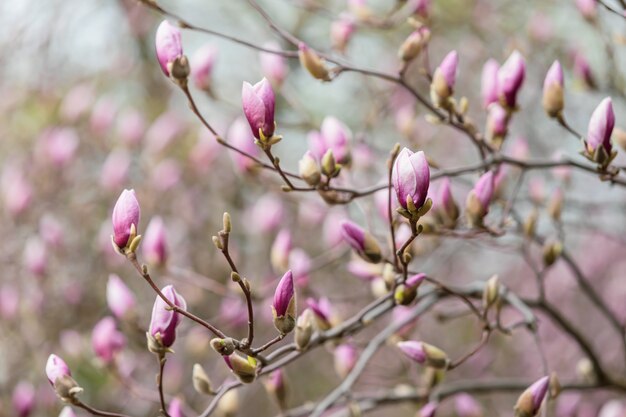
[1,0,626,416]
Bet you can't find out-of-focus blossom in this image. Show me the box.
[431,50,458,106]
[573,52,595,89]
[455,393,483,417]
[299,151,321,186]
[507,136,529,160]
[145,111,185,154]
[542,61,564,117]
[409,0,431,18]
[598,400,625,417]
[37,127,79,168]
[59,406,77,417]
[308,116,352,164]
[168,398,185,417]
[433,178,459,227]
[60,83,94,122]
[190,128,220,174]
[1,163,33,216]
[347,258,382,281]
[111,189,140,250]
[242,78,276,140]
[271,229,292,273]
[219,297,248,328]
[90,97,117,135]
[156,20,184,76]
[92,316,126,364]
[143,216,168,267]
[514,376,549,417]
[100,149,132,191]
[150,159,182,192]
[289,248,312,287]
[331,15,355,53]
[334,344,358,378]
[298,42,331,81]
[39,214,64,248]
[497,50,525,109]
[13,381,35,417]
[481,59,499,108]
[397,340,449,368]
[0,284,19,320]
[260,41,288,87]
[23,236,47,277]
[223,354,258,383]
[116,109,146,146]
[149,285,187,349]
[323,210,347,247]
[420,402,438,417]
[248,193,284,233]
[192,44,218,91]
[575,0,597,20]
[466,171,495,217]
[107,274,136,320]
[228,117,261,173]
[306,296,333,329]
[528,13,552,42]
[392,148,430,210]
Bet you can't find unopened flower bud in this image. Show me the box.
[331,16,355,53]
[431,50,458,108]
[264,369,287,410]
[272,270,296,334]
[585,97,615,167]
[223,354,258,383]
[523,210,539,238]
[398,27,431,62]
[397,340,449,369]
[299,151,321,186]
[575,0,597,21]
[143,216,168,267]
[106,274,136,320]
[482,274,500,310]
[341,221,382,264]
[155,21,184,77]
[394,273,426,305]
[497,50,525,110]
[148,285,186,351]
[481,59,499,109]
[433,178,459,228]
[466,171,495,226]
[242,78,276,141]
[486,104,509,148]
[542,240,563,267]
[13,381,35,417]
[547,189,563,221]
[298,42,330,81]
[271,230,292,273]
[168,398,184,417]
[321,149,338,178]
[92,316,126,364]
[46,355,82,401]
[223,212,232,233]
[295,308,315,350]
[192,363,214,395]
[514,376,549,417]
[542,61,564,117]
[111,189,141,252]
[392,148,431,215]
[210,338,236,355]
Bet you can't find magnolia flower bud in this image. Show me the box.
[497,50,525,109]
[575,0,597,21]
[298,42,330,81]
[334,344,358,379]
[321,149,338,178]
[148,285,187,352]
[271,230,292,273]
[192,363,214,395]
[272,270,296,334]
[331,15,355,53]
[46,354,72,386]
[481,59,499,109]
[392,148,430,214]
[542,240,563,267]
[242,78,276,141]
[295,308,315,350]
[398,27,431,62]
[309,116,352,164]
[111,189,141,251]
[155,21,185,77]
[143,216,168,267]
[394,273,426,305]
[168,398,184,417]
[514,376,549,417]
[455,393,483,417]
[573,52,596,89]
[586,97,615,166]
[191,44,217,91]
[106,274,136,320]
[264,369,287,410]
[542,61,564,117]
[91,316,126,364]
[299,151,321,186]
[482,275,500,310]
[523,209,538,238]
[340,221,382,264]
[223,354,258,383]
[547,189,563,221]
[210,338,236,356]
[433,178,459,228]
[397,340,449,369]
[46,354,82,401]
[13,382,35,417]
[431,50,458,108]
[486,104,509,148]
[466,171,495,226]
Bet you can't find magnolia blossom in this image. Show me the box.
[111,189,140,249]
[46,354,71,385]
[340,221,382,263]
[542,60,564,116]
[586,97,615,155]
[392,148,430,210]
[242,78,276,139]
[13,382,35,417]
[149,285,187,348]
[497,50,525,108]
[143,216,168,266]
[91,316,126,364]
[155,20,183,76]
[106,274,136,319]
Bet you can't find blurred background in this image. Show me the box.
[1,0,626,416]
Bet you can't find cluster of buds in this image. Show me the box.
[398,26,431,63]
[305,116,353,183]
[146,285,187,356]
[155,20,190,86]
[341,221,382,263]
[111,189,142,256]
[46,354,83,403]
[298,43,331,81]
[242,78,280,150]
[392,148,432,222]
[465,171,495,227]
[272,270,297,334]
[397,340,449,369]
[584,97,616,169]
[430,50,458,110]
[394,273,426,305]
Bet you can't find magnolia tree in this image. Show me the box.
[3,0,626,416]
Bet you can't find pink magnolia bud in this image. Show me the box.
[433,178,459,226]
[149,285,187,348]
[116,109,146,146]
[575,0,597,20]
[143,216,168,267]
[308,116,352,164]
[347,259,382,281]
[341,220,382,263]
[543,60,564,117]
[486,103,509,146]
[106,274,136,320]
[392,148,430,210]
[497,50,525,109]
[39,214,64,248]
[586,97,615,155]
[433,50,458,97]
[37,127,79,168]
[13,382,35,417]
[1,163,33,216]
[260,42,288,87]
[334,344,358,378]
[397,340,426,363]
[481,59,499,108]
[289,248,312,287]
[573,52,595,89]
[60,83,94,122]
[398,340,448,368]
[92,316,126,364]
[46,354,71,385]
[272,270,296,334]
[100,149,131,191]
[331,15,355,53]
[23,236,47,277]
[156,20,183,76]
[271,229,292,273]
[192,44,218,91]
[228,117,261,173]
[420,402,438,417]
[515,376,549,417]
[470,171,495,214]
[59,406,77,417]
[242,78,276,140]
[168,398,185,417]
[111,189,140,249]
[298,42,331,81]
[306,296,333,327]
[455,393,483,417]
[409,0,431,18]
[90,98,117,135]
